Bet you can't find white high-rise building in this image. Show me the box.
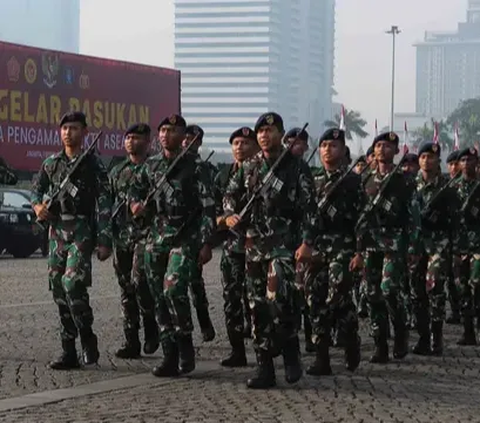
[174,0,335,157]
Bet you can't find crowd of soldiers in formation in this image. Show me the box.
[28,109,480,390]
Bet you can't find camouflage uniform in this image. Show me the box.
[130,149,216,376]
[110,158,159,358]
[306,163,363,375]
[31,149,112,367]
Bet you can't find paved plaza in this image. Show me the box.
[0,251,478,422]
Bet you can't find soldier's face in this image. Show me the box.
[374,141,397,163]
[320,139,344,165]
[232,137,257,162]
[182,133,201,153]
[257,125,283,152]
[460,156,477,175]
[402,161,420,174]
[354,162,366,174]
[287,138,308,157]
[419,152,437,172]
[61,122,87,148]
[125,134,148,155]
[159,125,183,150]
[367,153,375,164]
[447,161,459,178]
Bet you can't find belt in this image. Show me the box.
[59,214,87,221]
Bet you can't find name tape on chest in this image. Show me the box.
[65,181,78,198]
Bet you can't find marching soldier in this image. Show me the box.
[357,131,420,363]
[215,126,258,367]
[446,150,460,178]
[285,127,309,158]
[110,123,159,359]
[306,128,362,376]
[354,156,367,175]
[402,153,419,175]
[130,114,216,377]
[366,146,376,169]
[182,124,216,342]
[410,142,457,356]
[31,111,112,369]
[223,112,316,389]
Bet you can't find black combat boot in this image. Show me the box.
[393,322,409,359]
[178,334,196,374]
[221,330,247,367]
[306,339,332,376]
[48,339,81,370]
[152,340,180,377]
[370,332,389,364]
[457,316,477,346]
[412,309,431,356]
[431,321,444,356]
[80,330,99,365]
[246,350,276,389]
[115,329,141,359]
[196,307,216,342]
[304,316,315,353]
[345,334,361,372]
[282,336,303,384]
[143,318,160,355]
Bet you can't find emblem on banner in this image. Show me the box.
[7,57,20,82]
[24,58,37,84]
[42,52,59,88]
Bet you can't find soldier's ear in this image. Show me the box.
[395,145,400,154]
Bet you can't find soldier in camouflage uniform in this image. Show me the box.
[216,126,258,367]
[110,123,159,359]
[130,114,216,377]
[357,131,420,363]
[410,143,458,356]
[354,156,367,175]
[452,147,480,345]
[181,124,216,342]
[223,112,317,389]
[284,127,314,353]
[306,128,362,376]
[402,153,420,175]
[31,111,112,369]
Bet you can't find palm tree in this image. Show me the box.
[324,108,369,140]
[411,120,453,151]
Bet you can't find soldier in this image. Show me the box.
[366,146,376,169]
[354,156,367,175]
[182,124,216,342]
[130,114,215,377]
[223,112,317,389]
[306,128,362,376]
[110,123,159,359]
[402,153,419,175]
[344,145,352,166]
[452,147,480,345]
[31,111,112,369]
[446,151,460,178]
[285,127,314,353]
[410,142,457,356]
[357,131,420,363]
[216,126,258,367]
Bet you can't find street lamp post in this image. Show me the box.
[386,25,401,131]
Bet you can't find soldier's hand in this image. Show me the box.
[216,216,227,230]
[349,253,364,272]
[198,244,212,266]
[295,242,312,263]
[130,202,145,216]
[225,214,241,228]
[96,246,112,261]
[33,202,52,221]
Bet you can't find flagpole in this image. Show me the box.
[386,25,401,131]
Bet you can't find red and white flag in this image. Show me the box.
[339,105,346,131]
[433,121,439,145]
[374,119,378,137]
[454,122,460,151]
[402,121,409,154]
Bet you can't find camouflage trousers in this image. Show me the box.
[306,251,358,346]
[220,251,247,335]
[410,253,447,323]
[48,219,94,341]
[113,242,156,334]
[189,265,209,312]
[364,251,407,338]
[144,245,195,343]
[453,254,480,318]
[446,255,461,315]
[246,257,297,353]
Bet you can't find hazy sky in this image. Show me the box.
[80,0,466,131]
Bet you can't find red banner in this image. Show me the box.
[0,41,181,171]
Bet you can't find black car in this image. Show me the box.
[0,188,44,258]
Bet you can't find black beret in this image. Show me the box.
[446,150,459,163]
[229,126,256,144]
[418,142,441,157]
[357,155,367,163]
[59,111,87,127]
[254,112,284,133]
[186,124,204,140]
[125,123,151,138]
[373,131,399,147]
[404,153,419,163]
[319,128,345,145]
[458,147,478,160]
[157,114,186,131]
[285,127,309,143]
[366,146,374,157]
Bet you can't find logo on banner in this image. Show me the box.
[42,52,59,89]
[24,58,37,84]
[7,57,20,82]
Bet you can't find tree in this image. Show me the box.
[411,120,453,151]
[324,108,369,140]
[447,98,480,148]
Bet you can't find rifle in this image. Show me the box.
[306,147,317,165]
[204,150,215,162]
[421,171,461,220]
[355,151,408,232]
[230,122,309,237]
[36,131,102,230]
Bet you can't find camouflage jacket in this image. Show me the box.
[414,171,459,255]
[129,151,216,252]
[31,150,112,249]
[223,150,317,261]
[452,175,480,254]
[359,167,420,253]
[312,166,364,254]
[110,158,149,249]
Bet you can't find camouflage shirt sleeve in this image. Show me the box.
[93,157,113,250]
[406,181,422,255]
[129,161,151,204]
[223,165,245,217]
[354,176,367,253]
[297,160,317,246]
[195,160,217,247]
[31,158,51,206]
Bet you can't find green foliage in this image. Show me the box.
[324,108,369,140]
